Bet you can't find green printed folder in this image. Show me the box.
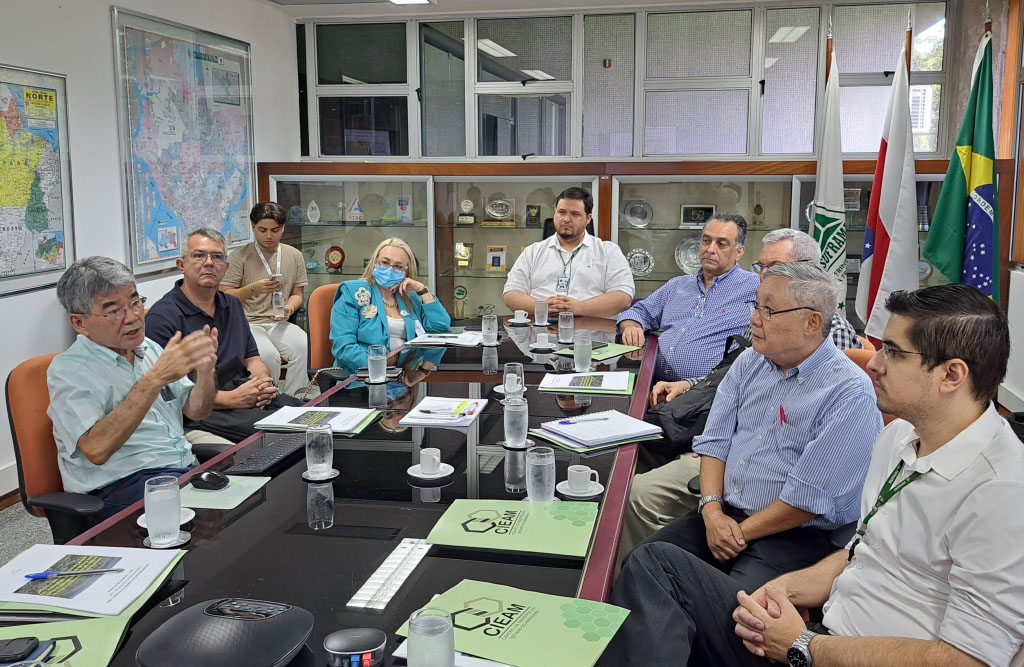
[528,429,662,454]
[538,373,636,396]
[554,343,640,361]
[426,499,598,557]
[396,580,628,667]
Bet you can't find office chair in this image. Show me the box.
[6,353,103,544]
[857,335,876,352]
[304,282,349,391]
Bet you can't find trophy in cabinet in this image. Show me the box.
[457,199,476,225]
[453,285,468,319]
[525,204,541,227]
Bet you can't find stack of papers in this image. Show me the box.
[553,342,640,361]
[407,331,483,347]
[254,406,380,435]
[399,397,487,433]
[538,371,636,395]
[530,410,662,453]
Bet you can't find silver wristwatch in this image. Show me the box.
[697,494,724,514]
[787,629,817,667]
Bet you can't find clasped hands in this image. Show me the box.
[732,581,809,662]
[227,376,279,409]
[547,295,582,314]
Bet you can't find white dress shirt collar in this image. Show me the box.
[895,403,1004,480]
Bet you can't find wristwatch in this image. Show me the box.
[787,629,818,667]
[697,494,724,514]
[416,287,430,296]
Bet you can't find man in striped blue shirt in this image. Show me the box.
[618,214,760,382]
[628,262,882,593]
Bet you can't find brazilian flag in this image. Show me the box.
[923,34,999,299]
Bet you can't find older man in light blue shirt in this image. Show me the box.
[626,262,883,592]
[47,257,218,520]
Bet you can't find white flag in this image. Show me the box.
[812,50,848,309]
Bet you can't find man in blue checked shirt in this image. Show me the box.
[626,262,882,593]
[618,213,759,382]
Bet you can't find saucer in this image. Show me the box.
[138,508,195,529]
[507,319,531,327]
[302,468,340,482]
[492,385,505,394]
[144,531,191,549]
[557,339,574,345]
[499,438,535,450]
[556,480,605,499]
[407,462,455,480]
[529,342,556,351]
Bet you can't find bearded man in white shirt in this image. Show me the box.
[598,283,1023,667]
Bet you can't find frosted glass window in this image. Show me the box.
[420,22,466,157]
[647,11,752,78]
[583,14,635,157]
[479,94,570,157]
[839,84,940,153]
[645,90,748,155]
[316,24,407,85]
[476,17,572,83]
[833,3,945,74]
[762,7,819,154]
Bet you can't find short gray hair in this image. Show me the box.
[183,228,226,255]
[762,262,837,338]
[762,228,821,262]
[56,256,135,314]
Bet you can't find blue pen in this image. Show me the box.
[558,417,610,425]
[25,567,124,580]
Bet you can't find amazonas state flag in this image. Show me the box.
[923,33,999,299]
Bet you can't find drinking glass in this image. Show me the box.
[534,299,549,326]
[482,346,498,375]
[526,446,556,502]
[503,397,529,449]
[503,362,525,400]
[144,476,182,548]
[504,447,526,493]
[305,423,335,480]
[574,333,593,372]
[558,312,574,343]
[306,482,335,530]
[407,607,455,667]
[368,382,388,408]
[481,314,498,345]
[367,344,387,383]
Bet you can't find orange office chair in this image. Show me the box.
[857,335,876,352]
[843,348,896,425]
[307,283,340,370]
[6,353,103,544]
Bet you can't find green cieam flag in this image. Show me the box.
[812,50,848,309]
[923,34,999,299]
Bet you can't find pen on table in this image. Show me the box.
[465,401,481,416]
[25,567,124,580]
[779,405,786,424]
[558,417,610,425]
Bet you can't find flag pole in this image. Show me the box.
[825,15,833,80]
[985,0,992,33]
[905,11,913,74]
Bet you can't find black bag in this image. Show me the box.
[643,335,751,462]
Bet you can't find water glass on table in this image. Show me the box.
[503,362,525,400]
[144,476,184,548]
[407,607,455,667]
[503,397,529,449]
[558,312,574,343]
[482,346,498,374]
[306,482,335,530]
[367,344,387,383]
[504,447,526,493]
[534,299,549,326]
[304,423,336,480]
[481,314,499,345]
[574,333,593,372]
[526,446,556,502]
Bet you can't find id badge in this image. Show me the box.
[555,277,570,295]
[414,320,427,338]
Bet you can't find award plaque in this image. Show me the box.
[306,200,321,224]
[345,197,365,222]
[457,199,476,225]
[288,205,303,223]
[679,205,715,229]
[482,198,516,227]
[395,195,413,224]
[455,242,474,268]
[486,245,507,273]
[626,248,655,278]
[453,285,468,319]
[525,204,541,227]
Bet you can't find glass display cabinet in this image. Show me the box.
[432,176,601,318]
[612,176,793,299]
[267,175,433,297]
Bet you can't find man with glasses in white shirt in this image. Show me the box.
[47,256,218,520]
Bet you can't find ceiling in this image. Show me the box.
[268,0,737,19]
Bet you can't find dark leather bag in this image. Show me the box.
[644,335,751,461]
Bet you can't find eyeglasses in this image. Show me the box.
[745,300,817,321]
[880,341,957,363]
[86,296,147,323]
[187,251,227,264]
[376,258,409,272]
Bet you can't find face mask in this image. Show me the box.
[373,265,405,289]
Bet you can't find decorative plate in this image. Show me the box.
[918,260,933,281]
[288,205,303,223]
[675,238,701,274]
[626,248,655,278]
[325,246,345,270]
[484,199,513,219]
[622,200,653,228]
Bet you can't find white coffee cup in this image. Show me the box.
[514,309,529,322]
[567,464,599,494]
[535,332,550,346]
[420,447,441,474]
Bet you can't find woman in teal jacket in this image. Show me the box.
[330,238,451,373]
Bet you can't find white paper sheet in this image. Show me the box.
[399,397,487,433]
[538,371,631,392]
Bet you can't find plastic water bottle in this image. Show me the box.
[272,291,285,319]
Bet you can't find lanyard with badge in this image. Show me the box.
[555,245,583,295]
[848,459,921,561]
[255,243,286,314]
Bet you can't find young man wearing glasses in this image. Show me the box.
[48,256,218,519]
[147,229,304,442]
[599,283,1022,667]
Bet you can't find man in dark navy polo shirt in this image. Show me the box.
[148,228,303,441]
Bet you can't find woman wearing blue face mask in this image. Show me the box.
[329,238,451,374]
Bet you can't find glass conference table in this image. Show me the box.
[70,316,658,666]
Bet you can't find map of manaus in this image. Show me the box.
[0,83,66,279]
[124,26,253,267]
